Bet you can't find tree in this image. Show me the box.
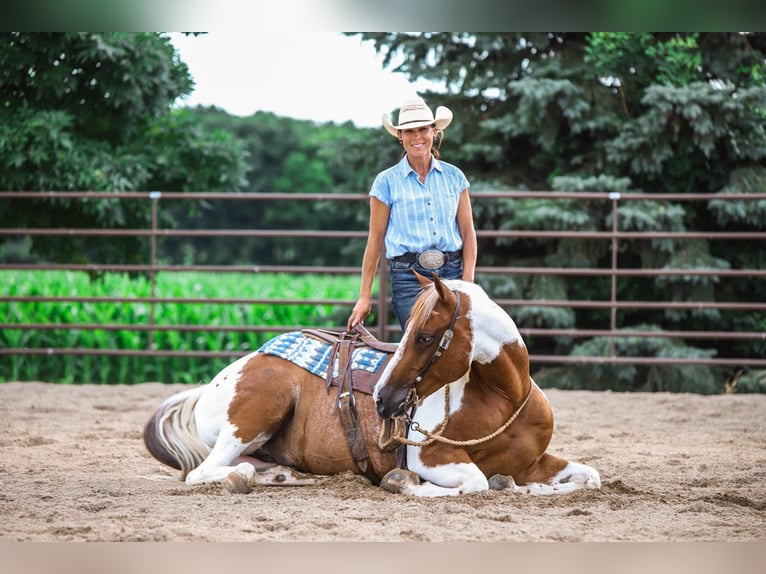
[350,32,766,390]
[166,108,397,267]
[0,32,249,267]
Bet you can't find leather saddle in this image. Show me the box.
[303,324,397,395]
[301,324,398,484]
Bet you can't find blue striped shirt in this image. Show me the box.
[369,156,470,259]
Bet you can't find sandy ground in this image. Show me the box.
[0,381,764,543]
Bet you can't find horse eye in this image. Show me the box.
[416,334,434,345]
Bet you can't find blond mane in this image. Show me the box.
[407,283,441,331]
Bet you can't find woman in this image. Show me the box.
[347,96,477,333]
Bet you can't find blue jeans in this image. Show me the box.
[390,257,463,330]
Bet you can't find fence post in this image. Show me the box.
[608,191,620,358]
[148,191,162,351]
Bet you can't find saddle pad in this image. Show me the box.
[257,331,390,380]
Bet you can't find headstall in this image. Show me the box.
[409,289,461,388]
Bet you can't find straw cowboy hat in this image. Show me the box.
[382,97,453,137]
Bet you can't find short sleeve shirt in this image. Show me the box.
[369,156,470,259]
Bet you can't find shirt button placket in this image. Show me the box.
[427,188,438,248]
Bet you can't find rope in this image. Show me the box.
[391,382,534,448]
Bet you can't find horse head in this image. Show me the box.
[374,272,474,419]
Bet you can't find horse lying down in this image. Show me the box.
[144,274,601,497]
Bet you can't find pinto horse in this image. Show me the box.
[144,273,601,497]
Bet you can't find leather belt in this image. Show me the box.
[390,249,462,270]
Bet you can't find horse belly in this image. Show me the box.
[266,389,395,477]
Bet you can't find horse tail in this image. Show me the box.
[143,386,211,480]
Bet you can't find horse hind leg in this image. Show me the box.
[184,426,265,486]
[186,360,305,488]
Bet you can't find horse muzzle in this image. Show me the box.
[375,385,415,419]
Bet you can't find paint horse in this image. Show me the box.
[144,273,601,497]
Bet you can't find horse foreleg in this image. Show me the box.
[490,456,601,495]
[222,464,323,494]
[545,460,601,492]
[381,461,489,497]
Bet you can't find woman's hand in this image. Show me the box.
[347,296,372,331]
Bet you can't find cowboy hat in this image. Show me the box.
[382,97,453,137]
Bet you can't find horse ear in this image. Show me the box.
[431,272,450,303]
[413,269,431,288]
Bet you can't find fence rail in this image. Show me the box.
[2,190,765,368]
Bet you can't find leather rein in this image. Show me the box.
[378,289,533,450]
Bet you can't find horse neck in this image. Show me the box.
[467,297,530,404]
[470,342,531,405]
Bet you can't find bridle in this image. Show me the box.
[399,289,461,413]
[378,287,533,451]
[412,290,461,384]
[379,289,461,452]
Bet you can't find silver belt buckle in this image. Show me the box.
[417,249,446,270]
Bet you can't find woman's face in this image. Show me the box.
[399,125,435,159]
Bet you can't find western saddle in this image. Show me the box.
[302,324,398,484]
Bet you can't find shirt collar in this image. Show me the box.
[398,155,443,179]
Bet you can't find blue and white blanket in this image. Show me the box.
[257,331,390,380]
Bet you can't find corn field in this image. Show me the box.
[1,271,360,384]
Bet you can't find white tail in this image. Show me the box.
[143,386,211,480]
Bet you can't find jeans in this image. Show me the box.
[390,257,463,331]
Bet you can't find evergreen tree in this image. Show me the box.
[351,32,766,391]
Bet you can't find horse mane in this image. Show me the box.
[408,279,493,332]
[408,283,440,330]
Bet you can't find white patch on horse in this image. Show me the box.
[194,351,258,446]
[401,374,484,497]
[440,280,523,365]
[400,461,489,497]
[372,329,409,401]
[182,351,287,486]
[410,373,469,429]
[496,461,601,496]
[185,427,272,485]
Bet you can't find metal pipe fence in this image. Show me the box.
[1,190,765,368]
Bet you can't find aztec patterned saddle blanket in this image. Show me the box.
[257,327,397,395]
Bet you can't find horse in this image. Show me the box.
[143,272,601,497]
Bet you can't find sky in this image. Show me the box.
[168,32,439,128]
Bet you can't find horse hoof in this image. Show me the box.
[380,468,421,494]
[488,474,517,491]
[223,471,253,494]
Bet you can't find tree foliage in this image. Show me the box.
[3,32,764,391]
[351,32,766,390]
[0,32,248,267]
[162,107,399,267]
